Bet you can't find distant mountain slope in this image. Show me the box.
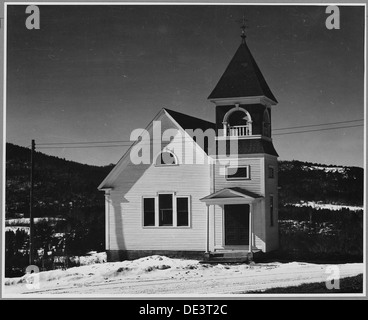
[6,143,114,218]
[279,160,363,206]
[5,143,364,219]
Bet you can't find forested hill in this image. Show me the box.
[6,143,114,218]
[5,143,364,219]
[278,160,363,206]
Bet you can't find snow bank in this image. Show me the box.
[71,252,107,266]
[4,255,363,295]
[4,255,203,288]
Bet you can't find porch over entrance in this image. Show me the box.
[200,187,263,261]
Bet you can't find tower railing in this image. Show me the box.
[226,125,251,137]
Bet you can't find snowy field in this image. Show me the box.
[287,201,363,212]
[3,255,363,297]
[5,226,30,234]
[6,217,64,226]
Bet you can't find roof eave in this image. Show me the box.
[208,95,277,106]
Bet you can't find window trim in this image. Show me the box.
[142,196,158,227]
[176,196,191,228]
[154,151,179,167]
[142,194,191,229]
[225,165,251,181]
[158,193,175,227]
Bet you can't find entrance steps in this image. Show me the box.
[200,249,262,264]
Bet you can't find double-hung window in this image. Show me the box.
[159,194,173,226]
[143,198,155,227]
[176,197,190,227]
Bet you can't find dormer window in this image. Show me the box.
[222,106,252,137]
[155,151,178,166]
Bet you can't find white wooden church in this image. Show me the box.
[99,32,279,262]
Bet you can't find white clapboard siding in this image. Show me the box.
[253,200,266,251]
[214,158,263,195]
[105,111,212,252]
[264,156,279,252]
[107,163,211,251]
[212,157,267,251]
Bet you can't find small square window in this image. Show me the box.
[226,166,250,180]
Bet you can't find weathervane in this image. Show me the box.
[238,15,249,42]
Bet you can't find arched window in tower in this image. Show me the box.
[223,106,252,137]
[263,109,271,138]
[155,151,178,166]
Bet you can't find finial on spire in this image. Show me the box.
[239,15,249,42]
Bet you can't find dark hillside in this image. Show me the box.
[6,144,363,219]
[6,143,114,218]
[279,160,363,206]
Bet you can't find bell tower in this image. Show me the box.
[208,26,278,157]
[207,23,279,253]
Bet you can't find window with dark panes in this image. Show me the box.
[176,197,189,227]
[269,166,275,179]
[159,194,173,226]
[270,195,274,227]
[226,166,250,180]
[143,198,155,226]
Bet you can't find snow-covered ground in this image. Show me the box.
[3,255,363,296]
[5,226,30,234]
[6,217,64,226]
[287,201,363,212]
[302,165,346,173]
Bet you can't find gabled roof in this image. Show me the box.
[98,108,213,190]
[164,108,215,155]
[200,187,263,205]
[164,108,215,132]
[208,41,277,103]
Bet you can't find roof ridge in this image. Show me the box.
[163,108,215,126]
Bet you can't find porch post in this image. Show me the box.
[249,203,253,255]
[206,205,210,253]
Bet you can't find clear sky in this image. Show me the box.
[6,4,365,167]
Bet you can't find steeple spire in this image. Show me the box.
[208,36,277,103]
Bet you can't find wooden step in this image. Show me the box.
[211,251,249,258]
[200,251,252,264]
[200,256,249,264]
